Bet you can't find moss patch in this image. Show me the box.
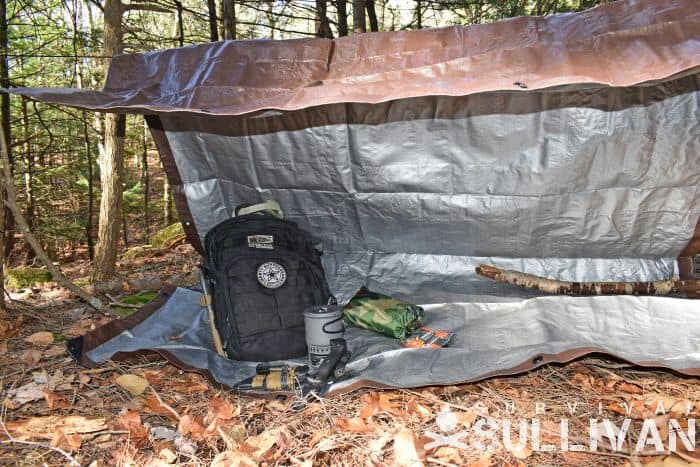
[151,223,185,248]
[121,245,154,260]
[112,292,158,317]
[5,267,52,290]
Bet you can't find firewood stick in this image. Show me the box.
[475,264,700,298]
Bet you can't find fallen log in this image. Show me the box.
[475,264,700,298]
[87,271,198,295]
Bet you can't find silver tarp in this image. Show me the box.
[84,288,700,394]
[161,75,700,304]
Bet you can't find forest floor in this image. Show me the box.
[1,247,699,466]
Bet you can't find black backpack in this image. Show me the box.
[201,202,332,361]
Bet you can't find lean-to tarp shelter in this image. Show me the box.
[9,0,700,394]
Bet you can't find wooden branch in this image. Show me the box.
[0,119,103,310]
[475,264,700,299]
[88,270,197,295]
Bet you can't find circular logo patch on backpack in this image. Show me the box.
[257,261,287,289]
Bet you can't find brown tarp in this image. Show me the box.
[7,0,700,117]
[11,0,698,392]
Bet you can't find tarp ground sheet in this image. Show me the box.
[11,0,700,393]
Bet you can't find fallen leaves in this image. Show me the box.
[116,374,150,396]
[360,391,403,419]
[393,426,424,467]
[115,410,150,447]
[24,331,54,346]
[333,415,373,434]
[51,429,82,453]
[42,388,71,410]
[21,348,42,366]
[3,382,45,408]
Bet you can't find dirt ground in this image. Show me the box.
[1,249,699,466]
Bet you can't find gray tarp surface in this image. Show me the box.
[85,288,700,394]
[160,75,700,304]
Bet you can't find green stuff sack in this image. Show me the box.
[343,287,424,339]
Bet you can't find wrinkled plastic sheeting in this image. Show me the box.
[86,288,700,391]
[162,75,700,303]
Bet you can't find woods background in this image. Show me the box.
[0,0,609,310]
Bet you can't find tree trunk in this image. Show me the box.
[163,163,173,225]
[265,1,275,39]
[315,0,333,38]
[0,0,13,266]
[365,0,378,32]
[83,113,95,259]
[222,0,236,40]
[415,0,422,29]
[141,120,150,242]
[92,0,125,282]
[336,0,348,36]
[174,1,184,47]
[207,0,219,41]
[0,0,4,315]
[353,0,366,33]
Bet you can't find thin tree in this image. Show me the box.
[416,0,422,29]
[0,0,11,273]
[315,0,333,38]
[93,0,169,281]
[353,0,365,33]
[223,0,236,40]
[365,0,378,32]
[336,0,348,36]
[207,0,219,41]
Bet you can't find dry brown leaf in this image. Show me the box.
[431,446,463,465]
[79,373,91,385]
[561,451,590,465]
[239,427,288,462]
[116,410,150,447]
[22,348,43,366]
[393,426,424,467]
[209,396,237,420]
[616,381,643,394]
[44,345,67,358]
[24,331,54,346]
[51,428,82,453]
[178,414,208,441]
[42,388,71,410]
[3,382,45,408]
[159,447,177,464]
[470,453,493,467]
[333,416,373,434]
[210,450,257,467]
[6,415,107,440]
[141,394,179,421]
[661,456,698,466]
[646,395,694,417]
[115,374,150,396]
[406,401,433,422]
[360,391,403,419]
[0,340,8,355]
[508,444,533,459]
[456,410,478,428]
[0,320,11,339]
